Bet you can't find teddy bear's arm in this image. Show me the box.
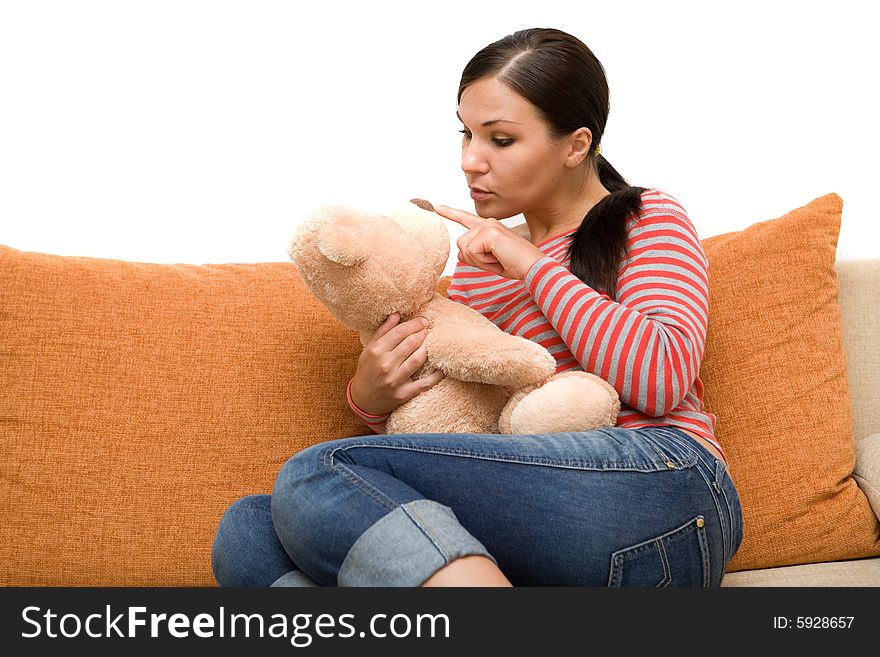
[421,296,556,388]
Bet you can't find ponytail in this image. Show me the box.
[567,155,645,299]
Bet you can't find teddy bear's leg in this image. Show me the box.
[386,378,512,435]
[497,372,621,435]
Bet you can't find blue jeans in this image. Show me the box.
[212,426,743,587]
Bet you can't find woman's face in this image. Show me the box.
[457,76,572,219]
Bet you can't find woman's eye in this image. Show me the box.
[458,129,512,147]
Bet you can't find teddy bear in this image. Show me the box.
[288,199,620,435]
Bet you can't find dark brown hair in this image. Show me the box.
[458,28,645,297]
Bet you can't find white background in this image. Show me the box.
[1,0,877,274]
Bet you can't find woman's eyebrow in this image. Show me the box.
[456,111,522,127]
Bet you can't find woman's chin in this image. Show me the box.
[473,197,516,220]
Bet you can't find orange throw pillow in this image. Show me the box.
[0,248,364,585]
[700,193,880,571]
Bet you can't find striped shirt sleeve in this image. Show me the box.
[346,378,389,434]
[522,196,709,417]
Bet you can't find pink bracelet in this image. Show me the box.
[346,379,390,420]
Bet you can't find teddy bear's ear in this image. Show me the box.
[316,214,369,267]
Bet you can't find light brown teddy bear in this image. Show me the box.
[288,199,620,435]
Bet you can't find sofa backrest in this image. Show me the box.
[836,259,880,442]
[0,245,365,585]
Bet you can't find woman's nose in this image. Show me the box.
[461,144,489,175]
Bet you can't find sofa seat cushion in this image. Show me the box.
[0,247,365,585]
[721,557,880,586]
[700,193,880,572]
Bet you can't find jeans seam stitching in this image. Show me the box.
[330,441,669,472]
[657,542,671,586]
[715,469,739,559]
[400,503,453,563]
[697,523,711,586]
[324,446,398,512]
[689,452,729,565]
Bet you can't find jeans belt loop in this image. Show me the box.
[713,459,725,494]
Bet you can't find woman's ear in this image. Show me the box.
[565,127,594,168]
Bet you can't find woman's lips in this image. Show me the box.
[469,188,493,201]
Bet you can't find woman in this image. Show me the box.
[212,27,742,587]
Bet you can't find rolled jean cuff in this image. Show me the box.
[337,499,496,586]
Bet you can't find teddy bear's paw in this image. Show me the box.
[487,339,557,388]
[499,372,620,435]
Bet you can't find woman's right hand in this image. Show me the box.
[348,313,446,416]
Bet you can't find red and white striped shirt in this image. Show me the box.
[446,188,722,458]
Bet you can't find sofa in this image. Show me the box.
[1,192,879,586]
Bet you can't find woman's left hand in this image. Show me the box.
[434,205,546,280]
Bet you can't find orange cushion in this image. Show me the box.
[700,193,880,571]
[0,247,364,585]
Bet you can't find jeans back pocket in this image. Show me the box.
[607,515,711,587]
